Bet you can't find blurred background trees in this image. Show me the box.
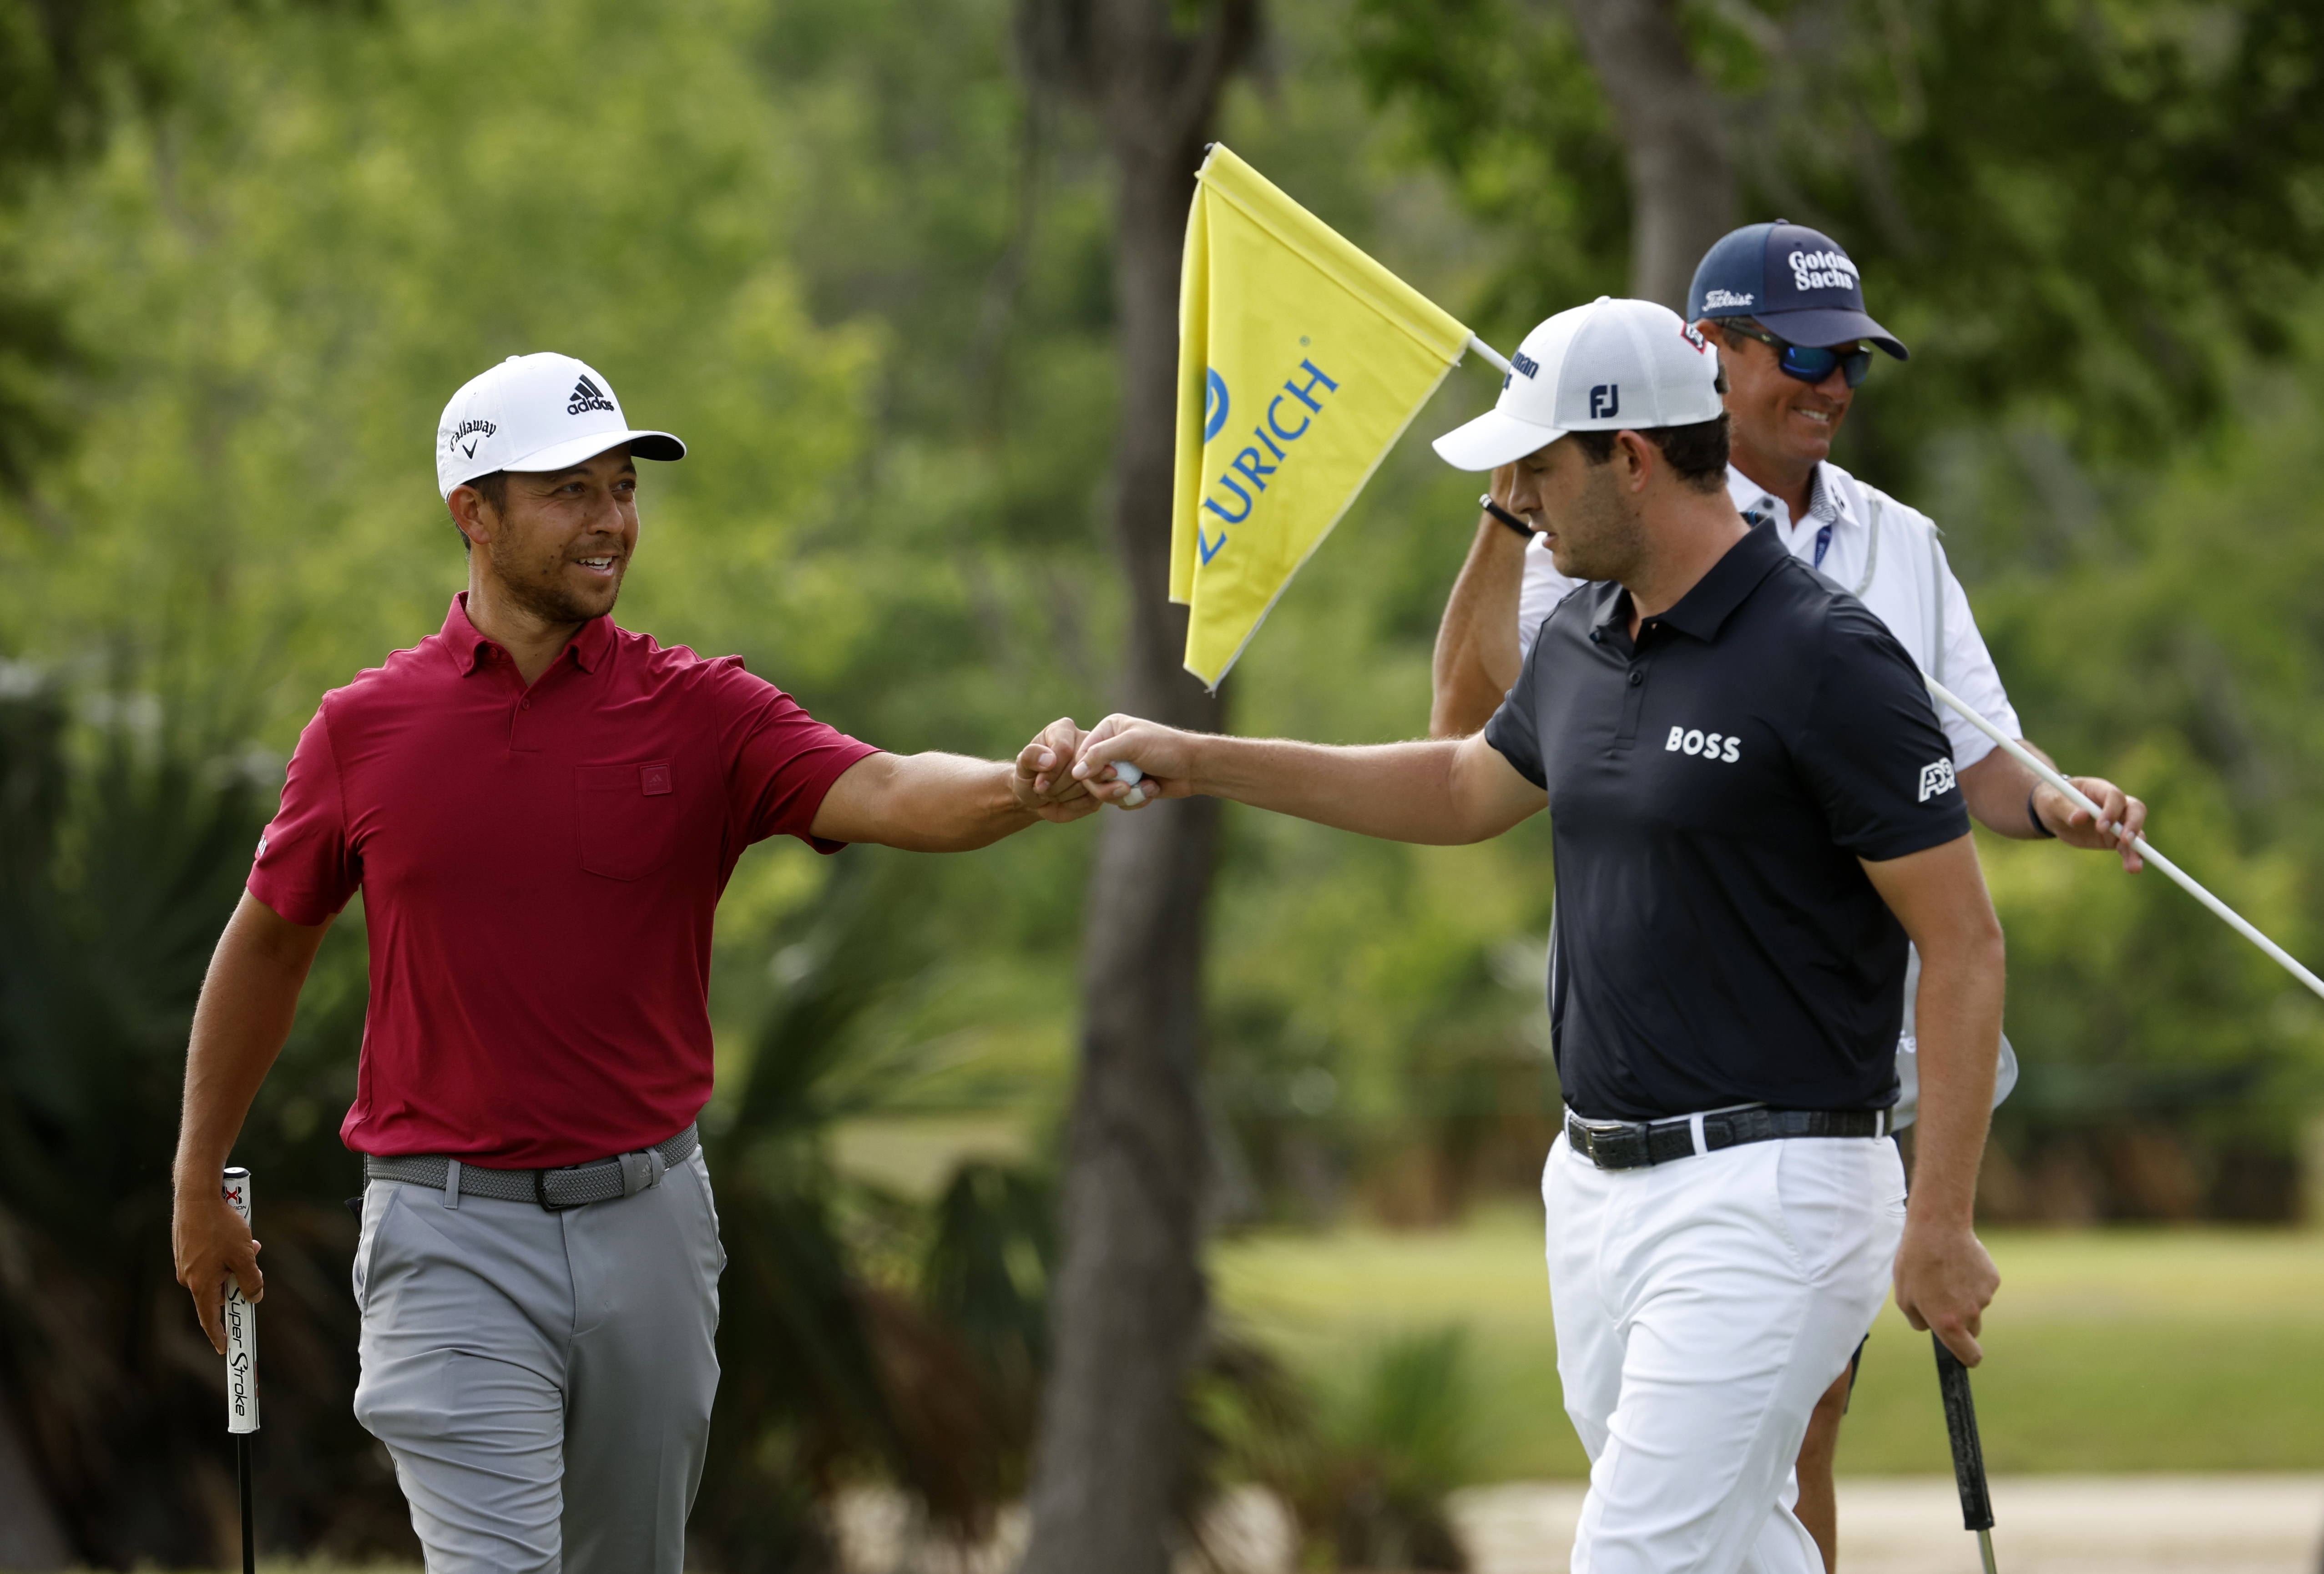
[6,0,2324,1563]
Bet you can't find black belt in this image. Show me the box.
[1564,1106,1887,1171]
[362,1123,699,1210]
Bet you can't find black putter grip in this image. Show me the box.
[1932,1334,1995,1531]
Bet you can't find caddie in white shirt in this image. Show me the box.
[1427,222,2149,1572]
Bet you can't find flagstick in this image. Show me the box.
[1466,335,1513,376]
[1924,675,2324,1003]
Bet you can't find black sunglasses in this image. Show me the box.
[1720,321,1874,388]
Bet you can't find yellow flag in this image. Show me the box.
[1171,145,1479,690]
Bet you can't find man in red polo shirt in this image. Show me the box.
[169,352,1096,1570]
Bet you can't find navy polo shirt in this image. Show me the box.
[1485,521,1970,1122]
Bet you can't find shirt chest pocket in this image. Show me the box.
[576,761,677,881]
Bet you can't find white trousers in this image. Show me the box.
[1544,1130,1905,1574]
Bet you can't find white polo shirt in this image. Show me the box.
[1518,459,2021,770]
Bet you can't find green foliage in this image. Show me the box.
[698,856,1022,1567]
[0,678,404,1564]
[1205,1324,1475,1569]
[1954,349,2324,1212]
[922,1158,1057,1441]
[1351,0,2324,479]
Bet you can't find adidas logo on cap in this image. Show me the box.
[567,375,616,416]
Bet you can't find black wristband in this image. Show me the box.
[2027,787,2057,839]
[1481,494,1533,538]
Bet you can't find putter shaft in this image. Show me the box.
[237,1431,255,1574]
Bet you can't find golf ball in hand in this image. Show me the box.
[1113,760,1145,806]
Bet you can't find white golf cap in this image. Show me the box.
[1432,296,1723,472]
[435,352,685,499]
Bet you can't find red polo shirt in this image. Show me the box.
[248,595,880,1167]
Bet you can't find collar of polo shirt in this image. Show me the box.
[1595,521,1791,646]
[448,592,613,676]
[1737,462,1846,533]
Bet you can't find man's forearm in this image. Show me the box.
[1901,936,2006,1226]
[1189,734,1497,844]
[878,753,1042,853]
[1430,515,1530,738]
[174,896,329,1191]
[1958,740,2050,839]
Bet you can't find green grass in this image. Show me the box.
[1212,1208,2324,1481]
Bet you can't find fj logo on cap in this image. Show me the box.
[1589,384,1619,419]
[567,376,616,416]
[1918,758,1958,802]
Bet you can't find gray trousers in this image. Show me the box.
[352,1151,725,1572]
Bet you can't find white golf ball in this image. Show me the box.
[1112,762,1144,786]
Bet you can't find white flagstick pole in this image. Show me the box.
[1923,674,2324,1004]
[1466,335,1513,376]
[222,1166,258,1574]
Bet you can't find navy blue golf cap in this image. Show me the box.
[1688,221,1907,360]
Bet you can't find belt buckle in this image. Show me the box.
[1574,1117,1649,1170]
[534,1165,584,1211]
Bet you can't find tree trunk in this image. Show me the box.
[1563,0,1735,309]
[1017,4,1250,1571]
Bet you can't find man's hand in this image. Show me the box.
[174,1190,263,1356]
[1959,745,2146,871]
[1488,459,1524,520]
[1012,716,1102,823]
[1894,1217,2000,1366]
[2033,774,2147,871]
[1070,715,1201,808]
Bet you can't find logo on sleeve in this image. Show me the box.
[1918,758,1957,802]
[1666,726,1741,763]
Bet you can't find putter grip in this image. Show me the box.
[222,1167,260,1435]
[1933,1335,1992,1531]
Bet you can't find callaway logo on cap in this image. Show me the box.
[1687,222,1909,361]
[434,352,686,499]
[1431,297,1725,473]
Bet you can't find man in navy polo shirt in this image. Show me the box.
[1429,226,2146,1567]
[1070,298,2006,1574]
[169,352,1097,1571]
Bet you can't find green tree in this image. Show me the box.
[1353,0,2324,478]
